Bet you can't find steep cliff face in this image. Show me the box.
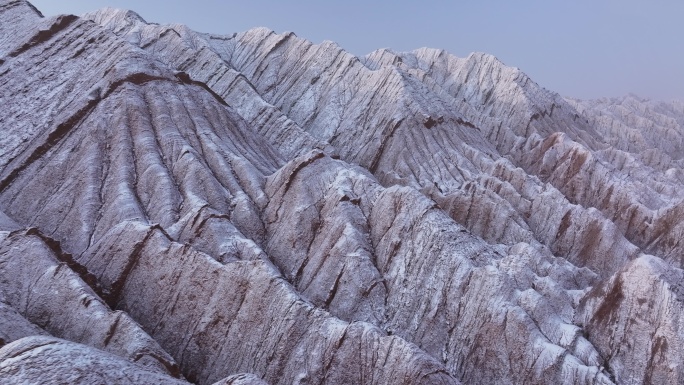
[1,1,682,384]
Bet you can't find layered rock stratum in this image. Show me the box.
[0,1,682,384]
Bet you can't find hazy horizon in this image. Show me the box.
[30,0,684,101]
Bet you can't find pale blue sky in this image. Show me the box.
[30,0,684,100]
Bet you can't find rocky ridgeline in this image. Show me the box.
[0,1,682,384]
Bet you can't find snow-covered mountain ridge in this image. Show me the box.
[0,2,683,384]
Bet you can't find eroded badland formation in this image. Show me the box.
[1,1,683,384]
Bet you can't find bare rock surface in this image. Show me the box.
[211,374,269,385]
[81,220,456,385]
[0,336,188,384]
[0,228,180,377]
[1,1,683,384]
[576,255,684,385]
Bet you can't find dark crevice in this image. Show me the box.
[323,265,345,308]
[101,227,157,307]
[423,116,440,129]
[9,14,78,58]
[455,117,477,129]
[174,71,228,106]
[275,151,326,204]
[368,118,403,174]
[24,227,103,297]
[102,312,121,346]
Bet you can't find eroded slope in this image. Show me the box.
[1,2,683,385]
